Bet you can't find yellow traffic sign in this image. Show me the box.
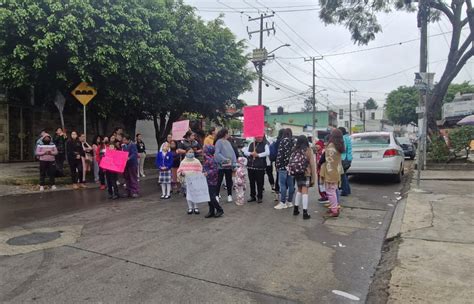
[71,82,97,106]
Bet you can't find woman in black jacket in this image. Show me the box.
[67,131,85,189]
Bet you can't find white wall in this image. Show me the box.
[136,120,159,154]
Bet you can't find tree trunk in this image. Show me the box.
[152,111,182,147]
[123,116,137,138]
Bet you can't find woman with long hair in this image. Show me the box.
[92,135,103,183]
[79,133,93,183]
[274,128,296,209]
[288,135,316,219]
[214,128,237,203]
[204,127,217,146]
[66,131,85,189]
[320,128,345,217]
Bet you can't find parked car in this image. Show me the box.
[396,136,416,160]
[347,132,405,183]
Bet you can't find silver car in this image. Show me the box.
[347,132,405,183]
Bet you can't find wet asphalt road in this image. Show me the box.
[0,162,412,303]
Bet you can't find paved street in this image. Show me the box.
[0,163,412,303]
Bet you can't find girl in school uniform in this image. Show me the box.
[156,142,173,199]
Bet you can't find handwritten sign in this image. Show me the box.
[172,120,190,140]
[243,105,265,138]
[99,149,129,173]
[185,173,210,203]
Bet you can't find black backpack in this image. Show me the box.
[287,148,309,176]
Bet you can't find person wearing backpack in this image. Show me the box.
[320,129,345,218]
[288,135,316,220]
[274,129,295,209]
[243,136,270,203]
[338,127,352,196]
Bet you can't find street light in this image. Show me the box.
[255,43,291,106]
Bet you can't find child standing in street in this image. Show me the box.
[315,139,328,203]
[202,145,224,218]
[234,157,248,206]
[170,140,181,193]
[136,133,147,178]
[177,148,203,215]
[35,134,58,191]
[320,129,345,218]
[156,142,173,199]
[122,134,140,198]
[104,138,120,200]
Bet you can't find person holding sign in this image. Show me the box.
[177,148,203,215]
[35,134,58,191]
[243,136,270,203]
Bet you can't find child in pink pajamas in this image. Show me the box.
[234,157,247,205]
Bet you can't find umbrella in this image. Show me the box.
[457,114,474,126]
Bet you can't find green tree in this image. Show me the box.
[385,86,419,125]
[318,0,473,133]
[365,98,378,110]
[444,81,474,103]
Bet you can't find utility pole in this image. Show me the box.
[416,0,428,188]
[345,90,357,134]
[248,14,275,106]
[305,56,323,140]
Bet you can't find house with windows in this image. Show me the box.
[335,104,392,133]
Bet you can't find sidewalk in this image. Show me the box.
[387,170,474,303]
[0,162,158,197]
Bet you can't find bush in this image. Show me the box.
[427,136,450,162]
[449,126,474,159]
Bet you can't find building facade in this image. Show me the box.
[265,110,337,137]
[334,104,391,133]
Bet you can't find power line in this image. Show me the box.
[274,59,311,87]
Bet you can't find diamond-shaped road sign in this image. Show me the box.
[71,82,97,106]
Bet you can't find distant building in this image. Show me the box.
[334,104,391,133]
[265,110,337,138]
[440,93,474,127]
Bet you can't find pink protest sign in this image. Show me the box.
[243,106,265,138]
[172,120,190,140]
[99,149,129,173]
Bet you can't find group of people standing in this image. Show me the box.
[35,127,144,200]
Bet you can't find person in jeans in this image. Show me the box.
[136,133,147,177]
[243,136,270,203]
[67,131,85,189]
[202,145,224,218]
[35,134,58,191]
[274,129,295,209]
[122,134,139,198]
[214,128,237,203]
[53,127,67,177]
[338,127,352,196]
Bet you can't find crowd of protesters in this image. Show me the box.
[34,124,352,219]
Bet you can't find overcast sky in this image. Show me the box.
[184,0,473,112]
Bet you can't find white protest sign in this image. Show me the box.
[185,173,210,203]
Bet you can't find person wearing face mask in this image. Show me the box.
[35,134,58,191]
[67,131,85,189]
[177,148,203,215]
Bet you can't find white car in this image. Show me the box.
[347,132,405,183]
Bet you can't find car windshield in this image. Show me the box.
[397,137,410,145]
[352,134,390,146]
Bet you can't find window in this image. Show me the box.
[339,109,344,119]
[352,135,390,146]
[344,121,349,128]
[371,112,375,120]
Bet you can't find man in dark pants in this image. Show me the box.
[244,136,270,203]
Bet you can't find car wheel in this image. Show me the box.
[393,165,402,183]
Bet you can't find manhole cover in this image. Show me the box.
[6,231,62,246]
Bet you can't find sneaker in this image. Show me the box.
[287,202,294,208]
[131,193,139,199]
[39,186,45,192]
[319,197,329,204]
[142,174,146,178]
[79,183,87,189]
[227,195,233,203]
[51,185,57,190]
[164,195,171,199]
[274,202,287,210]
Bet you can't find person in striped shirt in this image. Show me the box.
[177,148,203,215]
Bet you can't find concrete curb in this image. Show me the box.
[386,196,407,240]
